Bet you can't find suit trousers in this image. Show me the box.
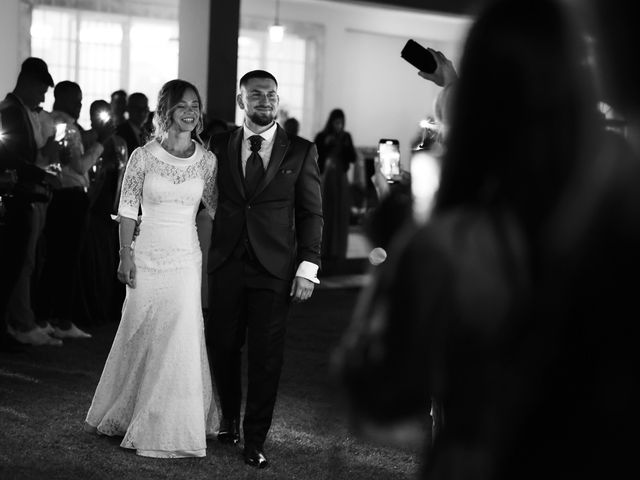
[207,251,290,448]
[34,187,89,327]
[3,199,48,332]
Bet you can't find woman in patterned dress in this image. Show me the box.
[85,79,218,458]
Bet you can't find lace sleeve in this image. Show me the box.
[117,147,145,220]
[201,150,218,219]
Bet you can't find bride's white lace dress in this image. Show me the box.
[85,140,218,458]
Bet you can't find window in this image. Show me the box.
[30,6,178,129]
[236,19,323,140]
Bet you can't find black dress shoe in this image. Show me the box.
[243,445,268,469]
[217,418,240,445]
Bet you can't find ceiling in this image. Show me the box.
[324,0,480,16]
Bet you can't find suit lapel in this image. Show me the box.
[227,127,245,199]
[251,125,290,199]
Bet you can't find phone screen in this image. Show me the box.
[378,139,400,181]
[55,123,67,142]
[410,150,441,224]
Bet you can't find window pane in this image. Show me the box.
[31,6,179,128]
[236,30,309,131]
[129,20,179,112]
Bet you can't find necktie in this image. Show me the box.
[245,135,264,196]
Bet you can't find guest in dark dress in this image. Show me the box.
[73,100,128,326]
[313,109,356,261]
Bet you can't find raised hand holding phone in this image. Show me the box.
[417,49,458,87]
[401,39,437,73]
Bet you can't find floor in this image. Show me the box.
[319,226,373,290]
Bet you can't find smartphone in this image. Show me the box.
[410,150,441,224]
[378,139,401,181]
[55,123,67,142]
[401,39,437,74]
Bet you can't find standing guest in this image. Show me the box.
[116,92,149,159]
[0,57,61,347]
[334,1,598,479]
[207,70,323,468]
[73,100,128,326]
[314,109,356,261]
[201,116,231,149]
[85,79,218,458]
[36,80,112,339]
[283,117,300,138]
[110,89,127,127]
[499,1,640,479]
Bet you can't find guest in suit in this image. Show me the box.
[73,100,128,327]
[207,70,323,469]
[115,92,148,159]
[0,57,62,347]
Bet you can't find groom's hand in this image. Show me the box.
[290,276,314,303]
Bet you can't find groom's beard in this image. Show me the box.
[248,110,276,126]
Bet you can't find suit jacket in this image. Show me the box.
[115,121,142,159]
[0,93,47,195]
[208,124,323,280]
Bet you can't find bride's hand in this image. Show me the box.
[117,247,137,288]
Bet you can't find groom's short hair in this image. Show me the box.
[239,70,278,88]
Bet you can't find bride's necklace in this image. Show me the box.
[161,139,195,158]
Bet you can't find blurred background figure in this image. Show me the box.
[314,108,357,262]
[201,115,230,148]
[0,57,62,347]
[334,1,601,479]
[116,92,149,158]
[283,117,300,138]
[110,89,127,128]
[36,80,113,340]
[73,99,128,327]
[0,57,61,348]
[504,1,640,479]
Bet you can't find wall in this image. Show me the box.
[2,0,471,166]
[240,0,471,165]
[178,0,210,109]
[0,0,22,95]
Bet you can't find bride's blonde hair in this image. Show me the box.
[153,79,204,144]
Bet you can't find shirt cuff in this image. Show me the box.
[296,261,320,284]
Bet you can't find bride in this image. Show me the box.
[85,79,218,458]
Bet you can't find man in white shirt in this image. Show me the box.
[207,70,323,469]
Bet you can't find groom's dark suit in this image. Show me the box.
[207,123,322,449]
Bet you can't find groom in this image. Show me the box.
[207,70,323,468]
